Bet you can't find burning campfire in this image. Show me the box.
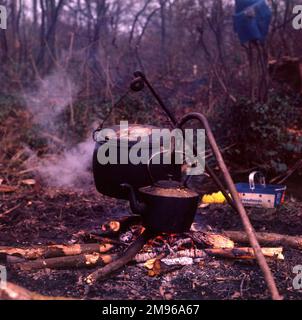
[0,213,287,300]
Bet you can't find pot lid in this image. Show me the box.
[96,124,158,143]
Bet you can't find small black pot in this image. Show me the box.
[141,187,199,233]
[122,181,200,233]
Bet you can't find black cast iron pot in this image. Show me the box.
[121,150,200,233]
[122,179,199,233]
[92,124,182,200]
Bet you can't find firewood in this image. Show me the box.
[85,229,154,285]
[167,249,206,259]
[0,282,75,300]
[161,257,194,266]
[73,230,122,245]
[100,215,142,236]
[0,185,18,193]
[171,238,193,248]
[187,231,234,248]
[135,251,161,263]
[136,248,206,263]
[14,253,118,270]
[205,247,284,260]
[0,243,114,260]
[148,259,183,277]
[223,230,302,250]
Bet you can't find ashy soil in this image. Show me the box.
[1,179,302,300]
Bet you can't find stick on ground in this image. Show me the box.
[188,231,235,248]
[85,229,154,285]
[205,247,284,260]
[223,230,302,250]
[0,282,75,300]
[0,243,114,260]
[14,252,117,270]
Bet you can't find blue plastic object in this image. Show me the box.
[233,0,272,44]
[235,171,286,208]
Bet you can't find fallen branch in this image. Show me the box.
[205,247,284,260]
[162,257,194,266]
[0,282,75,300]
[148,259,184,277]
[188,231,234,248]
[85,229,154,284]
[0,185,18,193]
[223,230,302,250]
[14,252,117,270]
[135,251,162,263]
[73,230,122,245]
[0,243,114,260]
[167,249,206,259]
[136,247,206,263]
[269,159,302,184]
[0,204,21,218]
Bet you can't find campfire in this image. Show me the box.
[0,213,288,300]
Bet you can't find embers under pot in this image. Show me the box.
[92,124,182,199]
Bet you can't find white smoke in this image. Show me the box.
[37,137,94,189]
[23,68,94,189]
[24,69,77,130]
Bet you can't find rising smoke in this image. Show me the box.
[23,69,94,189]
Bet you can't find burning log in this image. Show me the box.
[148,259,184,277]
[136,248,206,263]
[168,249,206,259]
[73,230,122,245]
[100,215,142,236]
[14,253,117,271]
[223,230,302,250]
[85,229,154,285]
[0,282,75,300]
[171,238,194,248]
[0,243,114,260]
[205,247,284,260]
[135,251,162,263]
[187,231,235,248]
[162,257,194,266]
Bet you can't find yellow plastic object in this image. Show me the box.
[202,191,229,204]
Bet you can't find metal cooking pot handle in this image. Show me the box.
[249,171,266,190]
[92,128,101,142]
[147,149,186,185]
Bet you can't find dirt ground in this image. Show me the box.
[1,177,302,300]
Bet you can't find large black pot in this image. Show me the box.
[92,124,182,199]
